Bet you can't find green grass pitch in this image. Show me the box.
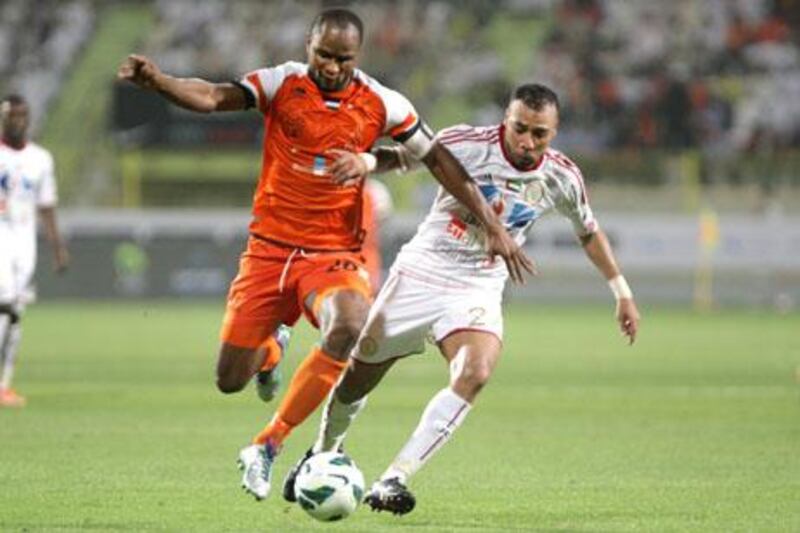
[1,302,798,532]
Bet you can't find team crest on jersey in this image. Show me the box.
[524,181,545,205]
[0,171,9,192]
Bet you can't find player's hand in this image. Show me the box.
[327,149,369,187]
[616,298,640,345]
[54,244,69,274]
[117,54,162,90]
[484,223,537,284]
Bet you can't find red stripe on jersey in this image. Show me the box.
[246,73,268,113]
[438,126,500,144]
[439,130,500,145]
[388,112,418,138]
[546,150,589,204]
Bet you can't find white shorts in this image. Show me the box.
[0,233,36,307]
[353,267,503,364]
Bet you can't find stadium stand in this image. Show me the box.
[0,0,95,134]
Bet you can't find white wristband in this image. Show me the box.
[358,152,377,173]
[608,275,633,300]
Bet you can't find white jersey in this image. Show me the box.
[0,141,58,249]
[395,124,597,290]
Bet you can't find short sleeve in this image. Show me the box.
[379,87,434,159]
[37,151,58,207]
[237,62,305,114]
[546,157,597,236]
[434,125,486,172]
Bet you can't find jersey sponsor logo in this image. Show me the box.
[506,202,536,228]
[313,155,327,175]
[446,214,468,242]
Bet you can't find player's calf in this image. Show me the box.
[216,343,262,393]
[254,325,291,402]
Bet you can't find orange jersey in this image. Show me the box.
[239,62,425,251]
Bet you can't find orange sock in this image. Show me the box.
[259,336,282,372]
[252,347,347,446]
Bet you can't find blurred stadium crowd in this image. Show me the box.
[135,0,800,156]
[4,0,800,152]
[0,0,94,132]
[1,0,799,204]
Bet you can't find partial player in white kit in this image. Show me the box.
[0,94,69,407]
[283,83,641,514]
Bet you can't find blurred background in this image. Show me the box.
[3,0,799,309]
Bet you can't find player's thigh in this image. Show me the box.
[219,240,301,351]
[297,252,373,330]
[432,288,504,348]
[353,270,447,365]
[13,248,36,308]
[0,248,15,305]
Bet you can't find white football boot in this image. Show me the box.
[237,443,278,500]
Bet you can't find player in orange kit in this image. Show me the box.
[117,8,533,501]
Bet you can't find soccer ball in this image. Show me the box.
[294,451,365,522]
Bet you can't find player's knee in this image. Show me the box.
[215,344,257,394]
[455,364,493,396]
[321,319,364,360]
[216,374,247,394]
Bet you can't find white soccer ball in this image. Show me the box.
[295,451,365,522]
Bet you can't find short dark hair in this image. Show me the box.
[1,94,27,107]
[309,8,364,44]
[511,84,559,113]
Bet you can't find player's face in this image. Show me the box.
[502,100,558,169]
[0,101,30,146]
[306,23,361,92]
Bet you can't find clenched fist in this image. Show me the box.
[117,54,163,90]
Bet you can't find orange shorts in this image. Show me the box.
[220,236,373,349]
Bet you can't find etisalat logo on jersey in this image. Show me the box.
[446,177,537,244]
[0,170,9,193]
[291,154,331,176]
[481,177,540,229]
[0,171,9,214]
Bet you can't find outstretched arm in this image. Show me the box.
[421,142,536,284]
[117,54,247,113]
[38,207,68,273]
[580,230,640,344]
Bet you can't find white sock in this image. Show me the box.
[312,392,367,453]
[0,323,21,390]
[0,314,9,386]
[381,387,471,484]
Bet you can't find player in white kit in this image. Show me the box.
[284,84,641,513]
[0,94,69,407]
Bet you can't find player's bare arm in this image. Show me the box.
[38,206,69,273]
[422,142,537,284]
[579,231,640,345]
[116,54,247,113]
